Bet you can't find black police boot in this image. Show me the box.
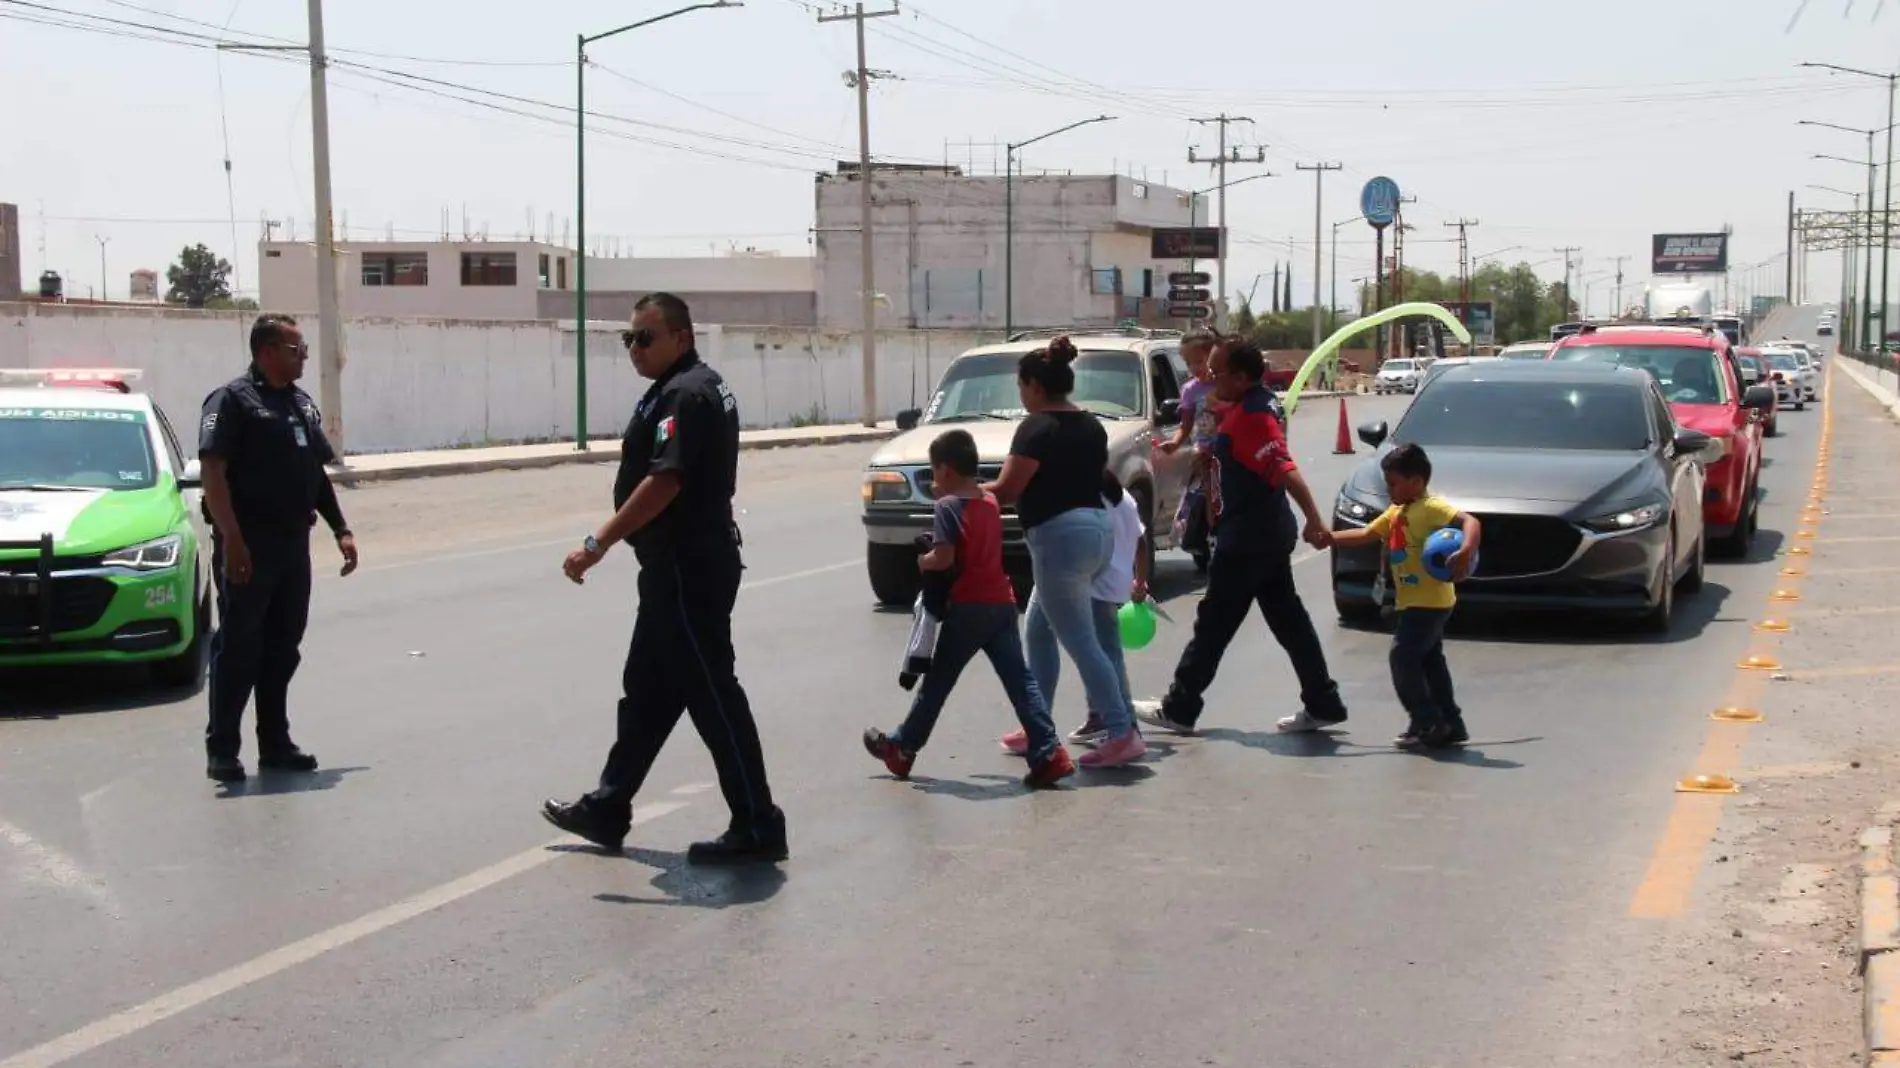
[258,746,319,772]
[687,814,788,866]
[207,756,247,783]
[540,798,627,855]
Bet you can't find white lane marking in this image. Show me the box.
[0,818,121,918]
[741,558,860,590]
[668,782,717,796]
[0,800,690,1068]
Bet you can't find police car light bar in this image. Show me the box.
[0,368,144,393]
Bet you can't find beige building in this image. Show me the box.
[812,163,1202,333]
[258,238,816,325]
[258,239,573,320]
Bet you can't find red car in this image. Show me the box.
[1548,325,1775,556]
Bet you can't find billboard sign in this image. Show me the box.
[1652,233,1729,274]
[1151,227,1224,259]
[1360,176,1401,228]
[1436,300,1495,345]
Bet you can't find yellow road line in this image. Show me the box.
[1628,360,1839,920]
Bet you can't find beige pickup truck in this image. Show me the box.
[859,328,1198,606]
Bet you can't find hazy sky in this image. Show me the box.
[4,0,1895,315]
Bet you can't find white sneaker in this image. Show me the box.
[1276,710,1329,733]
[1133,699,1197,736]
[1067,720,1111,745]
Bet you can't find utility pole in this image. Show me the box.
[1389,196,1417,359]
[219,1,347,455]
[1443,218,1479,335]
[1612,255,1629,317]
[1555,246,1582,320]
[1189,115,1266,330]
[1786,190,1796,305]
[94,236,108,303]
[820,1,898,426]
[1296,162,1341,351]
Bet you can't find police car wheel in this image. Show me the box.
[153,587,210,687]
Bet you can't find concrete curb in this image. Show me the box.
[1859,805,1900,1058]
[1837,358,1900,423]
[326,427,895,487]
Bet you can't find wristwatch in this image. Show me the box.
[582,534,602,556]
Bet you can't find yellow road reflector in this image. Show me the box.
[1755,619,1792,632]
[1739,654,1782,671]
[1795,530,1816,539]
[1780,566,1806,577]
[1771,589,1802,601]
[1710,707,1764,723]
[1676,774,1741,794]
[1788,546,1812,556]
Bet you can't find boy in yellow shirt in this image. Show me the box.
[1325,444,1482,748]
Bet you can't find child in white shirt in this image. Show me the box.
[1074,470,1149,744]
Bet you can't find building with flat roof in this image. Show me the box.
[812,163,1203,333]
[257,238,817,325]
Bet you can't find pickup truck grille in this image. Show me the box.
[912,463,1003,502]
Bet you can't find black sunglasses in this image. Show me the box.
[621,329,655,350]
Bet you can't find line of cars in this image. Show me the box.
[1332,321,1811,631]
[0,369,211,685]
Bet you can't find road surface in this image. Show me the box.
[3,346,1893,1067]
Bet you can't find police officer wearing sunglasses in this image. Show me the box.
[196,314,359,784]
[541,292,787,864]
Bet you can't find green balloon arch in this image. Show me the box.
[1282,301,1473,416]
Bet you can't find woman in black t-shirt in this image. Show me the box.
[988,337,1145,768]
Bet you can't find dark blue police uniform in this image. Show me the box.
[197,365,347,769]
[582,349,783,846]
[1155,383,1346,727]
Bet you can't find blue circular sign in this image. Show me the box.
[1361,176,1401,228]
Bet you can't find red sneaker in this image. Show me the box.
[1023,745,1076,788]
[862,728,915,779]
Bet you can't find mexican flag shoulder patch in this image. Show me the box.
[654,415,677,448]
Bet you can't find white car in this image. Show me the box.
[1760,348,1814,408]
[1374,358,1422,394]
[1817,317,1835,337]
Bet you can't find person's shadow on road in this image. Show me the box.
[590,847,786,908]
[214,765,371,798]
[1198,726,1535,769]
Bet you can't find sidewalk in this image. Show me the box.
[327,421,896,486]
[1838,357,1900,422]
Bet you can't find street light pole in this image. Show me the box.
[1801,63,1900,348]
[574,1,740,449]
[94,236,108,303]
[1295,162,1342,351]
[1002,114,1115,336]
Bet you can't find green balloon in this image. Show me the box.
[1282,301,1473,416]
[1118,599,1158,650]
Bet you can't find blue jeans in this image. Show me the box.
[894,601,1060,763]
[1022,508,1136,736]
[1390,608,1462,734]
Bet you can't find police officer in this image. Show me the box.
[541,292,786,865]
[197,314,359,784]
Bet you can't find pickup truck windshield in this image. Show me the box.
[923,351,1144,422]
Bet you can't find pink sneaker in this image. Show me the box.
[1078,731,1147,768]
[999,728,1029,755]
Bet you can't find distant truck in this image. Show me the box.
[1645,282,1714,324]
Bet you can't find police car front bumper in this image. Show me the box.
[0,536,196,664]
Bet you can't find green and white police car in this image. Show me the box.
[0,369,210,685]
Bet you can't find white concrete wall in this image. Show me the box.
[584,254,814,294]
[0,302,998,455]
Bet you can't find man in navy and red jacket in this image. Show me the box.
[1135,338,1350,735]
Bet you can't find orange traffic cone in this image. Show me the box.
[1332,395,1354,455]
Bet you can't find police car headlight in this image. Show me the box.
[862,470,912,504]
[104,534,182,571]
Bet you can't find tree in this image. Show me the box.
[1283,265,1293,314]
[206,296,259,311]
[165,244,233,308]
